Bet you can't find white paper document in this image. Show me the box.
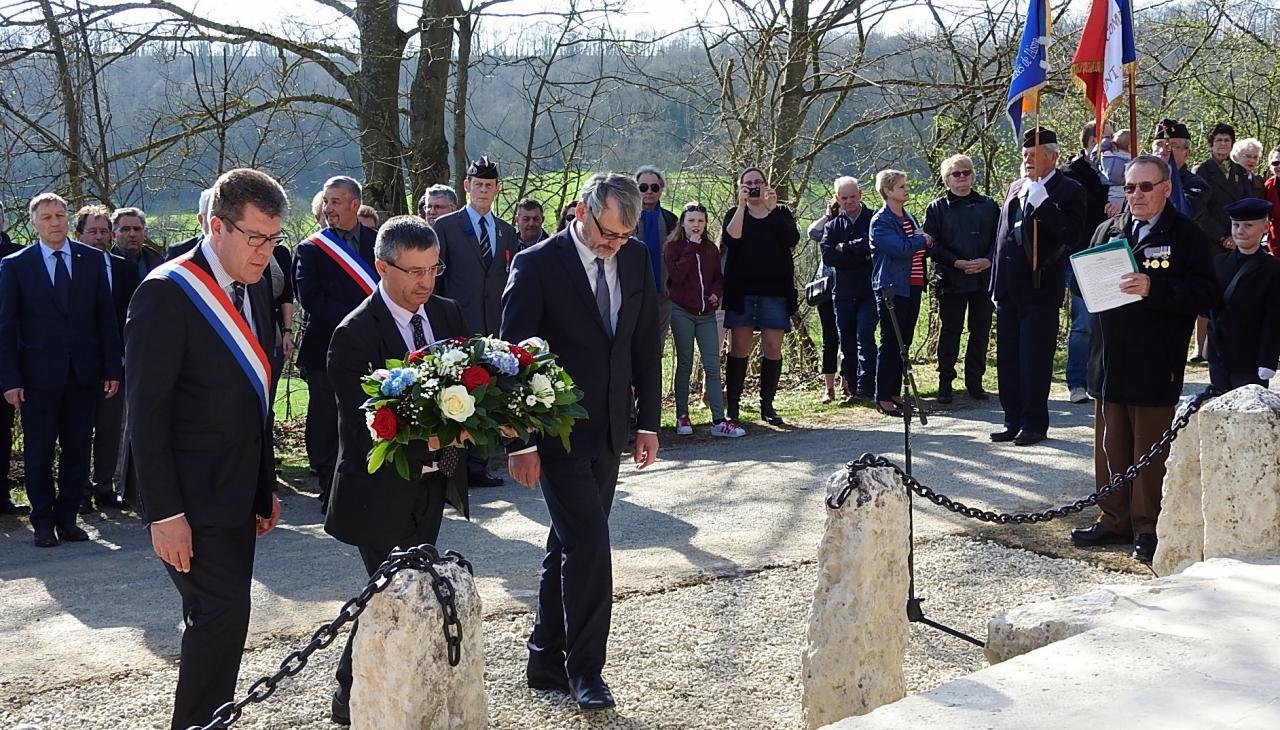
[1070,239,1142,313]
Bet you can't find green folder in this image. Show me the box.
[1070,238,1138,272]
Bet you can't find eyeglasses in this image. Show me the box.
[219,216,288,248]
[1122,181,1163,194]
[741,179,766,187]
[949,170,973,179]
[387,261,447,279]
[1270,160,1280,167]
[638,183,662,193]
[589,211,631,243]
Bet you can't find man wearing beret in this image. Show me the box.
[989,127,1087,447]
[434,156,520,488]
[1070,154,1217,564]
[1205,197,1280,392]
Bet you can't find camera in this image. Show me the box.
[747,187,761,198]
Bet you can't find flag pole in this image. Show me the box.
[1032,98,1040,286]
[1128,64,1139,155]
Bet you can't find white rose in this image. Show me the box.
[371,368,390,381]
[365,410,377,438]
[529,372,556,406]
[438,385,476,422]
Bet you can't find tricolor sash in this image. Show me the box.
[307,228,378,295]
[152,260,272,422]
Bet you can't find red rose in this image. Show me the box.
[406,348,427,364]
[509,345,534,368]
[460,365,492,391]
[451,336,468,346]
[371,406,398,440]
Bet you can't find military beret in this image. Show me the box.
[1021,127,1057,148]
[466,156,499,180]
[1224,197,1273,222]
[1153,119,1191,141]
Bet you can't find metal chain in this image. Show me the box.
[828,388,1217,523]
[187,544,474,730]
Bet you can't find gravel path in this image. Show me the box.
[2,535,1141,730]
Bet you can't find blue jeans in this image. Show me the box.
[670,304,726,420]
[1064,269,1092,390]
[834,295,878,393]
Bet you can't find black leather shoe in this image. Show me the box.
[55,523,91,542]
[527,666,571,694]
[330,691,351,726]
[569,674,615,711]
[936,382,953,404]
[989,428,1018,442]
[1013,430,1046,446]
[468,470,504,488]
[1070,523,1133,547]
[34,525,59,548]
[967,386,990,401]
[1133,533,1158,563]
[1,499,32,516]
[760,407,785,426]
[95,492,130,511]
[78,495,95,515]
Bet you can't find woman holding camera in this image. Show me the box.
[870,169,932,417]
[722,167,800,426]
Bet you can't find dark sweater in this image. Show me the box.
[721,204,799,314]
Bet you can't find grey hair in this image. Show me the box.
[423,184,458,207]
[580,173,642,231]
[323,175,363,201]
[374,215,438,263]
[1126,154,1172,182]
[198,187,215,218]
[634,165,666,189]
[1232,137,1264,164]
[833,175,860,191]
[1041,142,1060,156]
[28,192,68,218]
[111,206,147,227]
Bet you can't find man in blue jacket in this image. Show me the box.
[820,176,877,403]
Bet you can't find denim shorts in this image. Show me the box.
[723,295,791,332]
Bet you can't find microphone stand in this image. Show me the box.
[879,288,927,474]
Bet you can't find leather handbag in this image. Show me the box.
[804,263,835,306]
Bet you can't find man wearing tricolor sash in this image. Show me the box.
[126,168,286,730]
[294,176,379,512]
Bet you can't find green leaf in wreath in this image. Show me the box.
[368,440,391,474]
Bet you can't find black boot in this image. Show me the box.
[759,358,785,426]
[725,355,748,421]
[937,380,953,404]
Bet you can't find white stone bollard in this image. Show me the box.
[802,466,910,730]
[1155,386,1280,576]
[351,559,487,729]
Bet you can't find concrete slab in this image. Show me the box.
[823,559,1280,729]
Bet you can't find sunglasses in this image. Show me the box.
[949,170,973,179]
[1123,181,1163,194]
[1270,160,1280,167]
[638,183,662,193]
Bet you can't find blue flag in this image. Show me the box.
[1006,0,1052,136]
[1167,152,1189,215]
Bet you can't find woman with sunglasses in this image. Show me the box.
[722,167,800,426]
[923,154,1000,404]
[666,203,745,438]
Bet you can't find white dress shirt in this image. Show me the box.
[201,240,255,338]
[378,283,435,351]
[37,240,73,284]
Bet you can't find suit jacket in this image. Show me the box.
[1208,249,1280,376]
[435,208,519,336]
[324,292,470,547]
[105,251,141,338]
[293,224,378,369]
[125,248,276,526]
[0,241,122,392]
[165,234,203,261]
[1193,157,1251,245]
[991,170,1087,305]
[500,230,661,458]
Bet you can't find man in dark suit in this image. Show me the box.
[0,209,26,517]
[436,157,519,488]
[324,215,470,725]
[294,175,379,512]
[989,128,1087,446]
[164,187,214,261]
[0,193,122,546]
[110,207,164,281]
[73,204,139,512]
[501,173,662,712]
[127,168,284,730]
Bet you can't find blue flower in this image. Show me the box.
[380,367,419,396]
[486,351,520,376]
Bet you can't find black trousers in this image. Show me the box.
[334,475,447,700]
[1208,362,1267,392]
[936,290,993,387]
[21,385,97,529]
[995,298,1060,434]
[304,367,339,499]
[528,451,622,680]
[166,519,258,730]
[92,384,126,494]
[1,399,14,495]
[816,299,840,376]
[874,288,922,402]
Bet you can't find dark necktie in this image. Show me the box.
[409,313,428,349]
[1130,219,1147,245]
[477,216,492,268]
[52,250,71,311]
[595,257,613,337]
[231,282,246,316]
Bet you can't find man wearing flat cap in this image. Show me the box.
[989,127,1087,447]
[434,156,519,488]
[1070,154,1216,564]
[1205,197,1280,392]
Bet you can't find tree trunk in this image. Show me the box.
[450,10,472,197]
[408,0,457,205]
[770,0,812,199]
[354,0,409,215]
[40,0,85,201]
